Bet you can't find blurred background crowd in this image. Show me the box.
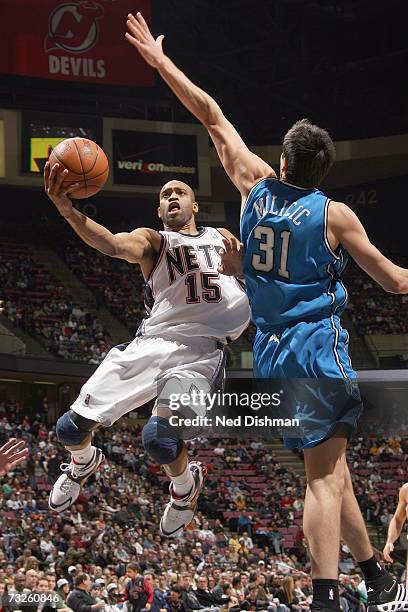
[0,407,406,612]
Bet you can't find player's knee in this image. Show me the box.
[56,410,97,446]
[308,471,346,499]
[142,416,182,465]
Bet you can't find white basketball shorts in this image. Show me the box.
[70,335,225,427]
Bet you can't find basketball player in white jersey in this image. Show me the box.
[383,483,408,563]
[44,162,250,536]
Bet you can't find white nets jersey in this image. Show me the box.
[139,227,250,342]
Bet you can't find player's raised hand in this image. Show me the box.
[218,237,245,278]
[383,541,394,563]
[0,438,29,476]
[44,161,79,218]
[125,12,165,68]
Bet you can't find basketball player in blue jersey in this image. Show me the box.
[127,12,408,612]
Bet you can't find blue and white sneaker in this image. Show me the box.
[49,448,104,512]
[160,461,207,537]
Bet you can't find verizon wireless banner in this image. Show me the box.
[0,0,154,86]
[113,129,199,188]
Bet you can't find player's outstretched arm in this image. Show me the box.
[328,202,408,293]
[125,12,275,199]
[383,484,408,562]
[44,161,160,264]
[0,438,28,476]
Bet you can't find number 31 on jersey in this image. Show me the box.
[251,225,291,279]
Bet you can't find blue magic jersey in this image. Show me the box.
[240,178,348,333]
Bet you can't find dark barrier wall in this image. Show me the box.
[2,174,408,248]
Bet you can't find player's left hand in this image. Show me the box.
[0,438,29,476]
[218,237,245,278]
[383,541,394,563]
[0,300,3,315]
[125,12,165,68]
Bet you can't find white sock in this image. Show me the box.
[171,463,194,498]
[70,444,96,466]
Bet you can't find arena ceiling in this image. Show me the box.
[152,0,408,143]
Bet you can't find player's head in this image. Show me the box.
[280,119,336,188]
[157,180,198,230]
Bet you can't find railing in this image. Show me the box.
[0,324,26,355]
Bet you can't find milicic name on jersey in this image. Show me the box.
[165,244,222,284]
[254,195,311,226]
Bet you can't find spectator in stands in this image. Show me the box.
[105,583,126,612]
[56,578,73,612]
[166,586,187,612]
[181,575,206,612]
[274,577,303,612]
[151,575,170,612]
[239,532,254,553]
[241,583,272,611]
[124,564,152,612]
[67,574,106,612]
[338,575,362,612]
[26,569,39,591]
[194,576,225,611]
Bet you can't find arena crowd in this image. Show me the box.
[0,242,112,364]
[0,405,406,612]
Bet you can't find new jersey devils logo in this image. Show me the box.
[44,1,105,54]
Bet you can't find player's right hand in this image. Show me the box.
[383,541,394,563]
[44,161,79,218]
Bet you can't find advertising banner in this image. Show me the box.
[112,129,199,188]
[0,0,154,86]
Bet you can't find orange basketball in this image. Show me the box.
[48,137,109,199]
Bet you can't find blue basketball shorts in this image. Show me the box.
[253,316,363,449]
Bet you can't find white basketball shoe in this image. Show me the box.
[49,448,104,512]
[160,461,207,537]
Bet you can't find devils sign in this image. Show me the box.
[0,0,154,86]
